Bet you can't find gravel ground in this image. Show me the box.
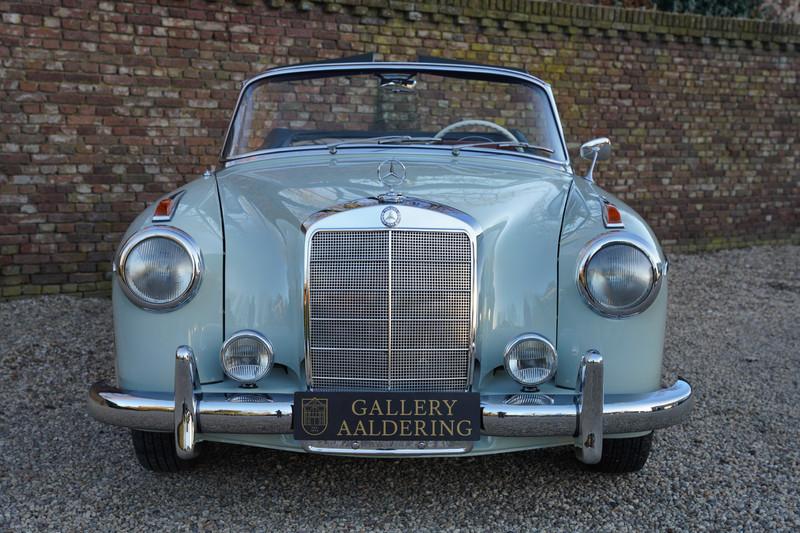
[1,245,799,531]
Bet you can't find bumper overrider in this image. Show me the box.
[87,347,693,462]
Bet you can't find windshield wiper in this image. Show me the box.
[450,141,554,156]
[327,136,443,154]
[325,136,554,156]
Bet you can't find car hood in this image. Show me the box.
[217,151,571,227]
[216,150,573,384]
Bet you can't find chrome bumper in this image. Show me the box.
[88,348,692,462]
[483,352,692,463]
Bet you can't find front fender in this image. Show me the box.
[113,175,224,392]
[557,178,667,394]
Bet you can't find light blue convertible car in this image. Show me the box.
[88,55,692,473]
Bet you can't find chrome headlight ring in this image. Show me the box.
[576,232,665,319]
[115,226,204,311]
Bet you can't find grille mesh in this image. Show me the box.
[308,230,473,391]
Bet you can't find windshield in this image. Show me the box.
[224,69,566,161]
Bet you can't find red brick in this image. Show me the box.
[0,0,798,298]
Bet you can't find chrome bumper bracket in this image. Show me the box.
[174,346,200,460]
[575,350,604,465]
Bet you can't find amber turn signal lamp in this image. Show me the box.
[152,191,184,222]
[154,198,174,218]
[602,202,623,228]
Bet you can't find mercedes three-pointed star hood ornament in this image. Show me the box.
[377,159,406,202]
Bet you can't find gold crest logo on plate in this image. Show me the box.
[301,397,328,436]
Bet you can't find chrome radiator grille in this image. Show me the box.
[307,230,473,391]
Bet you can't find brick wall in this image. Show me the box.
[1,0,798,298]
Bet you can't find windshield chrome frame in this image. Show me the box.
[219,61,571,170]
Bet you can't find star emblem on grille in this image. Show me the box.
[380,206,401,227]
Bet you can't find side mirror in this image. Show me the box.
[579,137,611,182]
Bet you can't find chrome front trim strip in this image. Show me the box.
[302,441,473,456]
[301,196,483,234]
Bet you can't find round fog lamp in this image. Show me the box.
[220,330,274,384]
[504,333,557,386]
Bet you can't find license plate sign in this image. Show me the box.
[294,392,481,441]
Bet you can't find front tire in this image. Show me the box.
[131,430,199,472]
[589,433,653,473]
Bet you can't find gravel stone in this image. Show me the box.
[1,245,799,531]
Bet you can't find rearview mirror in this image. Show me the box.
[579,137,611,182]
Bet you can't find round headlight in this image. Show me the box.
[504,333,557,386]
[220,330,274,384]
[577,234,663,318]
[117,226,203,311]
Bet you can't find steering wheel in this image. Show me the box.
[434,119,518,143]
